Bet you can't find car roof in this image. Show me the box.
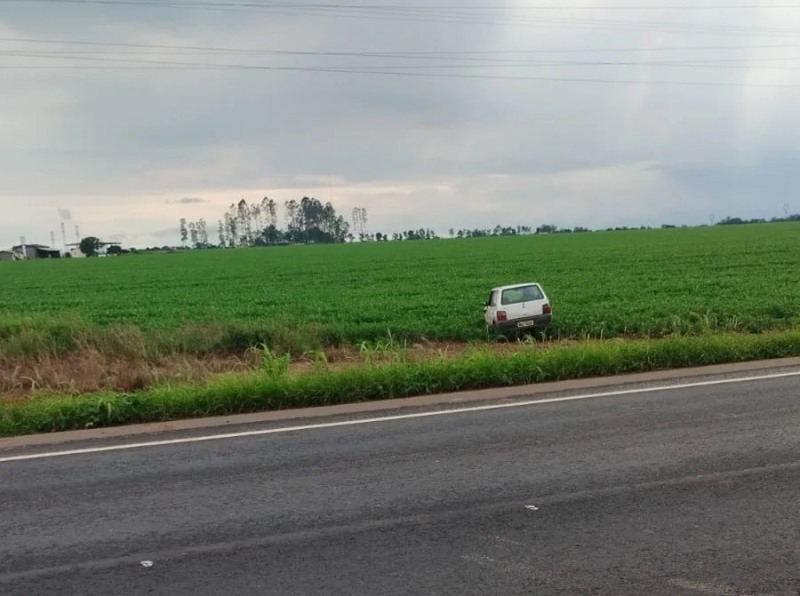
[491,282,543,292]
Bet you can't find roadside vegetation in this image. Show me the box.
[2,329,799,436]
[0,223,798,435]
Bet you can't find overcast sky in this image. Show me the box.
[2,0,800,247]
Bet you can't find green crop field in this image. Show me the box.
[2,223,800,432]
[1,223,798,351]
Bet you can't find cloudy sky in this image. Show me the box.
[2,0,800,247]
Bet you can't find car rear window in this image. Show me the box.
[501,285,544,305]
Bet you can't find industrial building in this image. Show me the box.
[10,244,61,259]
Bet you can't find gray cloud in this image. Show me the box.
[166,197,207,205]
[2,2,800,247]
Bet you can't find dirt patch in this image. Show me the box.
[0,339,565,403]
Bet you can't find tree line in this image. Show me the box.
[177,196,586,249]
[715,214,800,225]
[180,197,359,248]
[177,198,800,250]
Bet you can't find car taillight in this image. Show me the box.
[497,311,507,322]
[543,303,552,314]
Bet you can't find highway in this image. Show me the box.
[1,366,799,595]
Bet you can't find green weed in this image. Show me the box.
[248,344,292,379]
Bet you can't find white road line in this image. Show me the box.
[1,370,798,464]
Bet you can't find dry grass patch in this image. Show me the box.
[0,338,563,401]
[0,350,257,403]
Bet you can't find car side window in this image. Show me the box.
[488,291,496,306]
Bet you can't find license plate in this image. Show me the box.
[517,320,535,328]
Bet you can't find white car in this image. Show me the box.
[483,282,553,338]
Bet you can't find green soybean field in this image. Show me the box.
[1,223,798,351]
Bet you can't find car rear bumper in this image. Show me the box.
[492,313,552,333]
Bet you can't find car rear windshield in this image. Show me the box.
[501,285,544,305]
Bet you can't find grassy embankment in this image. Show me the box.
[2,330,799,436]
[0,223,798,435]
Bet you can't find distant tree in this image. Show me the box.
[196,218,209,247]
[217,220,225,247]
[237,199,251,245]
[188,221,198,247]
[265,197,278,227]
[79,236,101,257]
[272,196,349,244]
[285,199,299,238]
[259,224,283,245]
[179,218,188,246]
[351,207,368,237]
[334,214,349,242]
[250,202,262,235]
[224,206,237,248]
[259,196,270,229]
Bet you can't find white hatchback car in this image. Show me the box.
[483,282,553,338]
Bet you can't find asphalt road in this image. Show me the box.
[1,371,799,595]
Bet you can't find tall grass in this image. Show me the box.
[2,308,797,365]
[2,328,798,437]
[0,315,337,360]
